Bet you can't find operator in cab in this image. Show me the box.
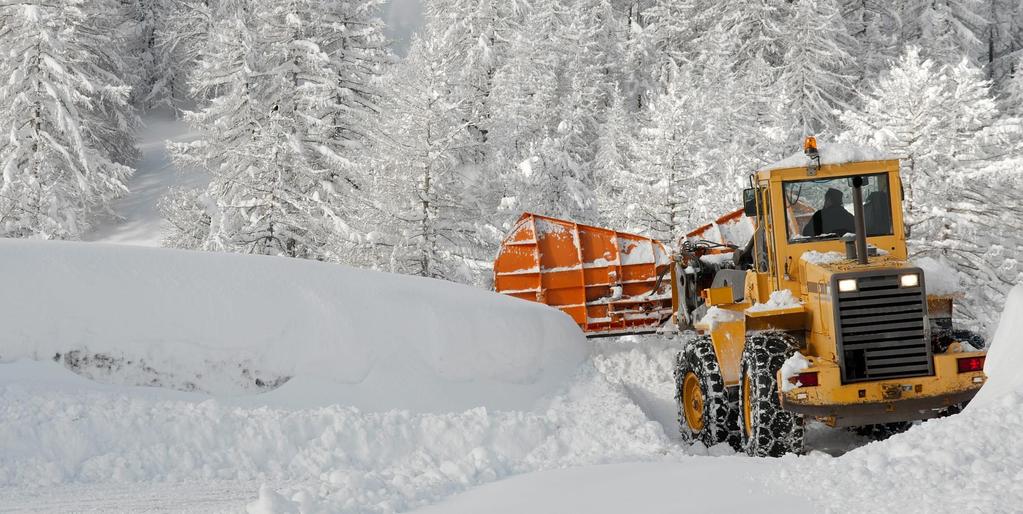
[801,188,855,237]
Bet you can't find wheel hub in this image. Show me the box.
[682,372,704,432]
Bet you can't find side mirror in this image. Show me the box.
[743,188,758,217]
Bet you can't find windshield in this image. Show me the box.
[783,173,893,243]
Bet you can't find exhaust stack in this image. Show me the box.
[850,176,869,265]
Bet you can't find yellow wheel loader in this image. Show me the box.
[495,137,987,457]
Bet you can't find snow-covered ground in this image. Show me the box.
[84,115,207,247]
[2,325,1021,512]
[1,238,1020,512]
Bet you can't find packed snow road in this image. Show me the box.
[84,115,207,247]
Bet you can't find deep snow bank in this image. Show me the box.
[793,387,1023,513]
[0,239,588,412]
[969,283,1023,408]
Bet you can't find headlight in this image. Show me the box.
[838,279,858,292]
[900,273,919,288]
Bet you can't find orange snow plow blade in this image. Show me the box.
[685,208,751,249]
[494,213,674,337]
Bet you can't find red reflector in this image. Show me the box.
[796,372,819,387]
[957,356,985,373]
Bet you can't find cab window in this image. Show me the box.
[782,173,893,243]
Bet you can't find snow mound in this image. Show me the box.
[0,239,588,413]
[592,336,686,443]
[801,250,846,265]
[970,283,1023,408]
[0,359,671,512]
[698,306,742,328]
[793,387,1023,512]
[747,289,802,314]
[914,255,963,296]
[761,142,898,171]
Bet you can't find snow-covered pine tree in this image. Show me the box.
[169,0,386,261]
[713,0,792,68]
[841,48,1010,330]
[638,0,700,91]
[122,0,181,110]
[841,0,899,84]
[594,86,634,227]
[159,186,210,249]
[0,0,139,239]
[515,0,629,224]
[625,64,744,241]
[934,57,1021,332]
[369,36,494,283]
[899,0,988,65]
[135,0,200,110]
[984,0,1023,88]
[1005,55,1023,116]
[422,0,527,163]
[775,0,857,143]
[167,10,260,251]
[841,48,956,234]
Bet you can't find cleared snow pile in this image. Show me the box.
[914,255,963,296]
[801,250,846,265]
[747,290,802,314]
[970,283,1023,408]
[761,142,897,171]
[592,335,692,445]
[0,239,588,413]
[0,359,672,513]
[698,306,742,329]
[779,353,810,392]
[791,383,1023,512]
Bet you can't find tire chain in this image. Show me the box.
[673,335,741,449]
[738,331,805,457]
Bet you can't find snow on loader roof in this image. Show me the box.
[0,239,589,412]
[760,142,900,172]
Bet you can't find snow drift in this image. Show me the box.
[0,358,671,513]
[0,239,588,412]
[969,283,1023,408]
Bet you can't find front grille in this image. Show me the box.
[833,270,933,383]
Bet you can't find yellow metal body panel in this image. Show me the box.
[704,286,735,306]
[709,319,746,386]
[780,351,986,423]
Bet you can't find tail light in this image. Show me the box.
[957,356,985,373]
[788,371,819,387]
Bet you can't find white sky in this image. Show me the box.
[382,0,423,56]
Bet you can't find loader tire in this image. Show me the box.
[738,332,804,457]
[851,422,913,441]
[934,328,986,353]
[674,335,740,450]
[952,330,986,351]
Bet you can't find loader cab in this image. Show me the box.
[746,157,908,296]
